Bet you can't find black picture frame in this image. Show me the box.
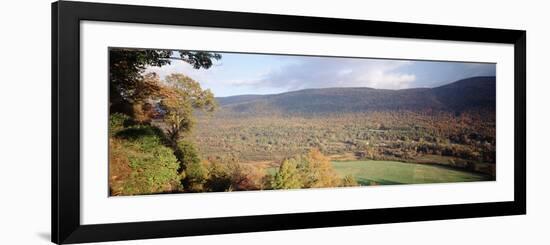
[52,1,526,244]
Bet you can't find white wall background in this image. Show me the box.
[0,0,547,244]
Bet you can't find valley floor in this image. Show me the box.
[192,111,496,178]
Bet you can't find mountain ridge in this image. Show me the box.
[214,76,495,115]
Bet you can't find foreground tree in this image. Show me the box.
[109,49,221,116]
[159,73,217,145]
[129,73,163,123]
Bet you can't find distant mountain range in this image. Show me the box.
[215,76,496,115]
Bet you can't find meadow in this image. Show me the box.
[330,160,492,185]
[266,160,492,186]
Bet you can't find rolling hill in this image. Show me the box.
[215,76,496,115]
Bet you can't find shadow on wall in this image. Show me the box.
[36,232,50,242]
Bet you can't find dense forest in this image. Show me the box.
[108,48,496,196]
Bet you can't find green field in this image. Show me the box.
[331,160,493,186]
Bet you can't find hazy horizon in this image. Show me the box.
[146,51,496,97]
[213,75,495,98]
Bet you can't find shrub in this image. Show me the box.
[177,140,208,192]
[204,160,232,192]
[109,113,131,135]
[109,123,181,196]
[202,158,267,192]
[182,160,209,192]
[174,140,201,171]
[230,164,266,191]
[115,124,166,144]
[340,175,358,187]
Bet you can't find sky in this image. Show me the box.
[146,51,496,97]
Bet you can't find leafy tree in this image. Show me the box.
[270,149,341,190]
[109,49,221,116]
[174,140,201,171]
[159,73,217,145]
[271,159,302,189]
[176,140,209,192]
[300,148,340,188]
[129,73,164,123]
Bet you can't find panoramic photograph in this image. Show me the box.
[108,48,496,196]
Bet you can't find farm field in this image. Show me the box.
[330,160,493,186]
[265,160,492,187]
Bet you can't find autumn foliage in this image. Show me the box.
[271,149,356,190]
[108,48,494,196]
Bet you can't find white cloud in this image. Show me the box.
[246,57,416,91]
[357,71,416,89]
[146,60,206,80]
[221,79,261,85]
[338,69,353,76]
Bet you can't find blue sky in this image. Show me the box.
[146,52,495,97]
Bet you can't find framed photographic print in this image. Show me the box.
[52,1,526,244]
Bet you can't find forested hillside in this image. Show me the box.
[215,76,495,115]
